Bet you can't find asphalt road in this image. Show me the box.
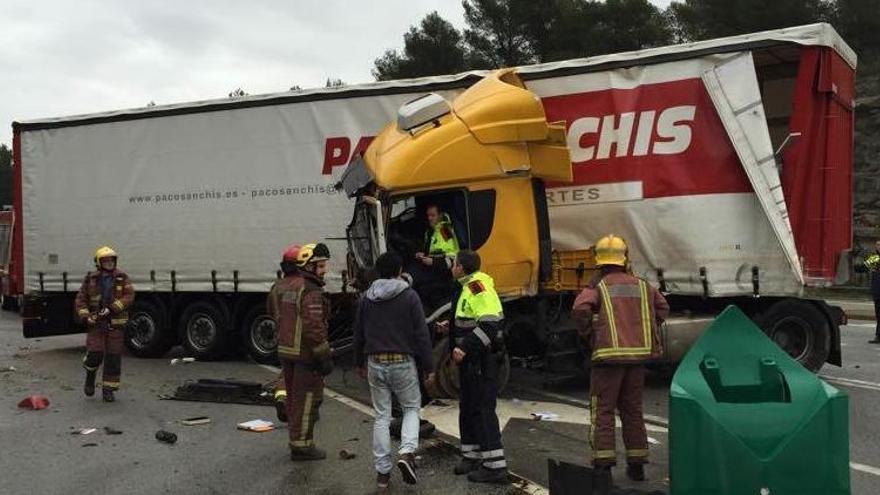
[0,311,518,495]
[499,319,880,494]
[3,309,879,494]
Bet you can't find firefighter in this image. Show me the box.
[268,243,334,461]
[571,235,669,493]
[441,249,508,484]
[856,240,880,343]
[74,246,135,403]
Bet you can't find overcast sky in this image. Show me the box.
[0,0,673,146]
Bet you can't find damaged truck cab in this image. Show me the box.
[340,69,573,300]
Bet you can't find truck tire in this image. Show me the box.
[242,304,278,365]
[755,299,831,372]
[430,336,511,399]
[125,299,174,358]
[179,301,231,360]
[1,295,18,311]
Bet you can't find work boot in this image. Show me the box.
[453,458,481,475]
[593,466,613,495]
[290,446,326,461]
[83,370,96,397]
[102,388,115,403]
[397,453,418,485]
[467,466,509,484]
[376,471,391,491]
[626,463,646,481]
[869,338,880,344]
[275,400,288,423]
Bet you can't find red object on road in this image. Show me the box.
[17,395,50,410]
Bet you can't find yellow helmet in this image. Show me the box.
[594,235,627,267]
[295,243,330,267]
[94,246,118,266]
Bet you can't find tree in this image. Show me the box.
[325,78,346,88]
[597,0,673,53]
[832,0,880,63]
[0,144,12,207]
[669,0,826,41]
[372,11,472,80]
[462,0,536,67]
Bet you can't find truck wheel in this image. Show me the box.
[242,305,278,365]
[179,301,231,360]
[1,295,18,311]
[755,299,830,372]
[430,336,511,399]
[125,299,174,358]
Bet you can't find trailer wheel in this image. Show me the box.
[179,301,231,360]
[125,299,173,358]
[242,305,278,365]
[756,299,830,372]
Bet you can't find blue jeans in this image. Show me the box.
[367,358,422,474]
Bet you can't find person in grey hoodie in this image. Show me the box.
[354,251,433,490]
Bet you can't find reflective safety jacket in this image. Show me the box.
[268,271,330,363]
[74,270,135,329]
[452,271,504,356]
[426,214,460,258]
[571,271,669,364]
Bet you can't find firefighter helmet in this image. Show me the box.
[594,235,627,267]
[94,246,118,267]
[296,243,330,267]
[282,244,302,263]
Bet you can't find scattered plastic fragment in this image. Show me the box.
[17,395,50,410]
[82,443,98,447]
[155,430,178,444]
[647,437,661,445]
[180,416,211,426]
[0,366,16,372]
[104,427,123,435]
[72,428,97,435]
[530,412,560,421]
[237,419,274,432]
[339,449,356,460]
[170,357,196,365]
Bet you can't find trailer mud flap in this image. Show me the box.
[702,53,803,286]
[22,293,82,338]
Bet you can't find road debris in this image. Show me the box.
[17,395,50,410]
[180,416,211,426]
[530,412,560,421]
[647,436,661,445]
[339,449,356,460]
[165,379,273,406]
[0,365,16,372]
[104,427,123,435]
[155,430,178,444]
[81,443,98,448]
[170,357,196,365]
[237,419,274,432]
[72,428,97,435]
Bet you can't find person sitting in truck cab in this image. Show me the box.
[415,204,460,268]
[411,204,460,311]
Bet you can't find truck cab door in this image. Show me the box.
[345,196,386,289]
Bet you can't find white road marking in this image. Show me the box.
[851,462,880,477]
[258,363,880,480]
[257,363,550,491]
[820,375,880,392]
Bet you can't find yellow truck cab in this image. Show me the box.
[338,69,574,300]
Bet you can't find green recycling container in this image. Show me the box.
[669,306,849,495]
